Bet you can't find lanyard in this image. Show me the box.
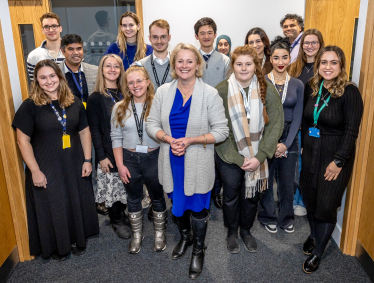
[106,89,123,104]
[131,99,147,144]
[291,35,302,51]
[262,55,266,68]
[237,81,252,119]
[151,54,170,87]
[124,52,131,69]
[313,81,331,126]
[50,103,67,134]
[66,64,84,101]
[270,71,289,104]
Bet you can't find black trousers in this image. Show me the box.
[215,152,260,233]
[122,148,166,213]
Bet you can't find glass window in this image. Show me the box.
[19,24,36,86]
[51,0,136,66]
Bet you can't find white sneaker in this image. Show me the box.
[265,224,278,233]
[294,205,307,216]
[284,224,295,233]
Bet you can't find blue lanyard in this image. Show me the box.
[106,89,123,104]
[66,64,84,101]
[291,35,302,51]
[49,103,67,133]
[313,80,331,126]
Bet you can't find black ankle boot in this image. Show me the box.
[172,213,193,260]
[303,236,315,255]
[189,215,209,280]
[303,254,321,273]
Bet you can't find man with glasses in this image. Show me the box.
[280,14,304,63]
[139,19,173,93]
[27,12,65,81]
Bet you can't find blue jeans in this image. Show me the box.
[258,137,298,229]
[293,130,305,207]
[122,148,166,213]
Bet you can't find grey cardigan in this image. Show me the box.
[146,78,229,196]
[58,60,99,95]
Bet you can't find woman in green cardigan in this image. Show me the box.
[215,45,284,254]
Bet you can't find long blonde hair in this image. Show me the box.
[117,12,147,61]
[94,54,127,97]
[30,60,74,107]
[288,29,325,78]
[310,45,353,98]
[113,66,155,127]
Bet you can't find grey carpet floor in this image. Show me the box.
[7,200,371,283]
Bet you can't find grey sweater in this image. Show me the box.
[146,78,229,196]
[139,55,173,92]
[201,50,231,88]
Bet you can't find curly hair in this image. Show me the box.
[170,43,204,79]
[244,27,271,57]
[30,60,74,108]
[280,14,304,31]
[310,45,353,98]
[288,29,325,78]
[230,45,269,124]
[116,12,147,62]
[270,36,291,55]
[113,66,155,128]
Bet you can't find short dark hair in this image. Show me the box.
[95,11,109,27]
[270,36,291,55]
[280,14,304,31]
[40,12,60,25]
[61,34,83,51]
[194,17,217,36]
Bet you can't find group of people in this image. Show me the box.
[15,10,363,280]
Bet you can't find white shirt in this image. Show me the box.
[153,52,170,66]
[64,62,84,74]
[199,48,214,56]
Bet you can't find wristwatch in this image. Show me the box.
[84,158,92,163]
[334,159,344,168]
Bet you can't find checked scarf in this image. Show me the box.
[227,73,269,198]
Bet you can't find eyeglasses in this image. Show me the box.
[303,41,319,47]
[150,35,169,42]
[42,25,60,31]
[128,78,147,86]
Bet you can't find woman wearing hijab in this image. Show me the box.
[216,35,232,58]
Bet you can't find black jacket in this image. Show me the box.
[86,91,118,172]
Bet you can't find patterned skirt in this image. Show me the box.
[94,164,127,207]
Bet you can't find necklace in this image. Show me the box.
[305,65,314,73]
[275,83,284,92]
[321,90,330,101]
[178,83,194,100]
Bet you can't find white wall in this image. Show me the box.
[142,0,305,51]
[332,0,369,247]
[0,2,23,110]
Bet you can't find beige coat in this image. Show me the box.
[146,78,229,196]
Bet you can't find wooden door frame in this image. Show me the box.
[0,19,31,262]
[341,0,374,255]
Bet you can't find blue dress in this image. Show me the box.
[168,89,211,217]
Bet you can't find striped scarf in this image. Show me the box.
[227,73,269,198]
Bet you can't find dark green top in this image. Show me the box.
[215,80,284,167]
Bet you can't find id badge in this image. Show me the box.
[136,144,148,153]
[309,127,320,138]
[83,102,87,109]
[62,134,71,149]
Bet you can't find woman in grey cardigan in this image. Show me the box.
[146,43,228,280]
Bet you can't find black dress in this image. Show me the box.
[300,83,363,223]
[12,98,99,258]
